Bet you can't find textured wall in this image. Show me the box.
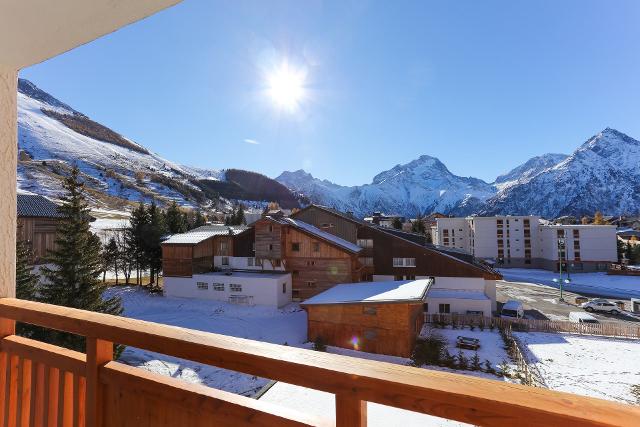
[0,68,16,297]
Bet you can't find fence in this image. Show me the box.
[502,326,547,388]
[425,313,640,339]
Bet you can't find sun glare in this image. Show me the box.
[267,62,306,112]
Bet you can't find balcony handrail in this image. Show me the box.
[1,297,639,427]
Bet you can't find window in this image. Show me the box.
[392,258,415,267]
[229,284,242,293]
[359,257,374,266]
[523,219,530,227]
[282,282,287,293]
[247,257,254,267]
[574,252,581,261]
[524,259,532,265]
[525,239,531,248]
[212,283,224,291]
[269,244,274,251]
[321,223,335,229]
[306,281,316,288]
[273,259,282,267]
[312,242,320,252]
[363,306,377,315]
[557,229,565,238]
[443,229,449,236]
[268,225,273,232]
[357,238,373,248]
[306,260,316,266]
[573,240,580,249]
[219,241,228,252]
[438,304,451,314]
[221,256,229,266]
[524,229,531,238]
[497,239,503,247]
[573,229,580,239]
[196,282,208,290]
[291,242,300,252]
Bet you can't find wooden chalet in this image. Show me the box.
[291,204,502,281]
[253,216,363,299]
[302,279,431,357]
[16,194,65,264]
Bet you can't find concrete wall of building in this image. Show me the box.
[424,297,492,317]
[163,272,292,307]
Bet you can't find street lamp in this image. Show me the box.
[554,237,571,302]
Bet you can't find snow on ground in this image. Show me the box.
[105,286,307,396]
[260,381,471,427]
[499,268,640,299]
[514,332,640,404]
[420,325,514,380]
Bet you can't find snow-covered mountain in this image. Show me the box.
[17,79,300,210]
[276,155,496,217]
[494,153,568,190]
[481,128,640,217]
[278,129,640,218]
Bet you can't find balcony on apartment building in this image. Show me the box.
[0,2,639,426]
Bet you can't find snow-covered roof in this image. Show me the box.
[190,225,248,235]
[302,279,431,305]
[427,289,489,301]
[162,231,219,245]
[275,217,362,253]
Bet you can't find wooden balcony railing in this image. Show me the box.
[1,298,639,427]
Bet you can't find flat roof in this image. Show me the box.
[302,279,431,306]
[196,270,290,279]
[427,289,489,301]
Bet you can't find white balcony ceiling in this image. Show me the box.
[0,0,181,69]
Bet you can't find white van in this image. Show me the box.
[500,300,524,319]
[569,311,599,324]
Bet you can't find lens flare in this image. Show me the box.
[350,336,360,351]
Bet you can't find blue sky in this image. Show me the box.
[20,0,640,186]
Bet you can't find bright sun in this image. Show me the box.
[267,62,306,111]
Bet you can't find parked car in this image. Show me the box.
[456,336,480,350]
[500,300,524,319]
[569,311,599,324]
[582,300,621,315]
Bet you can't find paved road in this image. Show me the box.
[496,280,639,325]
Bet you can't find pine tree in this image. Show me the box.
[392,217,403,230]
[39,166,123,351]
[165,201,187,234]
[126,202,149,285]
[235,204,245,225]
[104,237,120,284]
[16,241,40,338]
[412,215,426,235]
[144,202,166,285]
[193,210,206,228]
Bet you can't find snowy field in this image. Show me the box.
[515,332,640,404]
[499,268,640,299]
[105,286,307,396]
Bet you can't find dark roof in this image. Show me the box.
[294,205,368,226]
[17,194,64,218]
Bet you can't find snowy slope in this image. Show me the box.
[482,128,640,217]
[276,155,496,217]
[494,153,568,191]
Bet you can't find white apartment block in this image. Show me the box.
[434,216,617,272]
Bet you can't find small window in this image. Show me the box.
[306,260,316,266]
[291,242,300,252]
[359,257,374,266]
[364,330,377,340]
[196,282,208,290]
[363,306,377,315]
[306,281,316,288]
[312,242,320,252]
[273,259,282,267]
[230,284,242,293]
[221,256,229,266]
[356,238,373,248]
[573,229,580,239]
[320,223,334,229]
[282,282,287,293]
[212,283,224,291]
[438,304,451,314]
[269,244,274,251]
[268,225,273,232]
[247,257,254,267]
[293,270,299,277]
[219,242,228,252]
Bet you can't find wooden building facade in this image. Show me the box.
[16,194,65,264]
[302,280,430,357]
[253,216,363,299]
[292,205,501,281]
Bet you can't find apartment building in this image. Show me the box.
[434,216,617,272]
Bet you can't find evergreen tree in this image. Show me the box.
[16,241,40,338]
[144,202,166,285]
[617,239,626,263]
[126,202,149,285]
[412,215,426,235]
[39,166,123,351]
[235,204,245,225]
[165,201,187,234]
[104,237,120,284]
[192,210,206,228]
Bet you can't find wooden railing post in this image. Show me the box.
[335,394,367,427]
[86,337,112,427]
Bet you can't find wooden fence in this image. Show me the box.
[502,326,547,388]
[425,313,640,339]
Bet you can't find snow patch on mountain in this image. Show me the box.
[494,153,568,190]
